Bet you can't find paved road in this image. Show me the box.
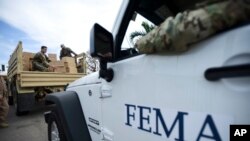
[0,103,52,141]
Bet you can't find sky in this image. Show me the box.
[0,0,122,72]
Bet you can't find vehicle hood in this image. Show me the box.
[67,72,101,88]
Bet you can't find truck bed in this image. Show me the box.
[8,41,85,94]
[19,71,84,87]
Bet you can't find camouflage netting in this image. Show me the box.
[135,0,250,54]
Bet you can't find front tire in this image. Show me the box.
[48,111,67,141]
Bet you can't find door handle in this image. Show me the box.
[204,63,250,81]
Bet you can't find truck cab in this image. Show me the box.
[44,0,250,141]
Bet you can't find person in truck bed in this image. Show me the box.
[60,44,77,60]
[32,46,54,72]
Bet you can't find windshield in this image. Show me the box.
[121,13,155,49]
[116,0,225,59]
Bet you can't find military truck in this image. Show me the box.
[44,0,250,141]
[7,41,86,115]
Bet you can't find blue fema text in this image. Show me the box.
[125,104,222,141]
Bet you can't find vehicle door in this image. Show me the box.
[98,1,250,141]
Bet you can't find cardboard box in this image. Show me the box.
[48,53,57,58]
[62,57,75,62]
[22,52,34,71]
[53,66,66,73]
[50,61,64,67]
[23,63,30,71]
[49,57,57,62]
[62,57,77,73]
[23,52,35,58]
[62,57,76,67]
[48,53,57,62]
[22,52,34,58]
[29,58,33,71]
[66,66,77,73]
[64,62,76,68]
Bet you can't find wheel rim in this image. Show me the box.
[51,121,60,141]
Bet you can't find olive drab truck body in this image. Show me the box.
[7,41,86,115]
[44,0,250,141]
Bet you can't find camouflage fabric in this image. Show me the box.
[34,87,53,101]
[60,47,74,59]
[135,0,250,54]
[32,52,51,72]
[0,77,9,127]
[0,96,9,125]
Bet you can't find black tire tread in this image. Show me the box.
[48,110,67,141]
[12,81,29,116]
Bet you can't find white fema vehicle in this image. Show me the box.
[44,0,250,141]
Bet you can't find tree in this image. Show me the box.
[76,52,99,74]
[130,21,155,45]
[85,52,99,74]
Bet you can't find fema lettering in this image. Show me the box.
[230,125,250,141]
[125,104,222,141]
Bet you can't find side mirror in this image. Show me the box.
[90,23,114,82]
[90,23,113,62]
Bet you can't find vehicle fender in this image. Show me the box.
[45,91,92,141]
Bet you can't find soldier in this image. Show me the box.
[32,46,54,72]
[60,44,77,60]
[135,0,250,54]
[0,76,9,128]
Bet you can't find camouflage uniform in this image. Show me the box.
[32,52,51,72]
[0,76,9,128]
[60,47,75,59]
[135,0,250,54]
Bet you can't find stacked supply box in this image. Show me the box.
[48,53,57,62]
[22,52,35,71]
[21,52,78,73]
[62,57,77,73]
[50,60,66,73]
[48,54,66,73]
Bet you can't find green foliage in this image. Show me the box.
[130,21,155,45]
[141,21,155,33]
